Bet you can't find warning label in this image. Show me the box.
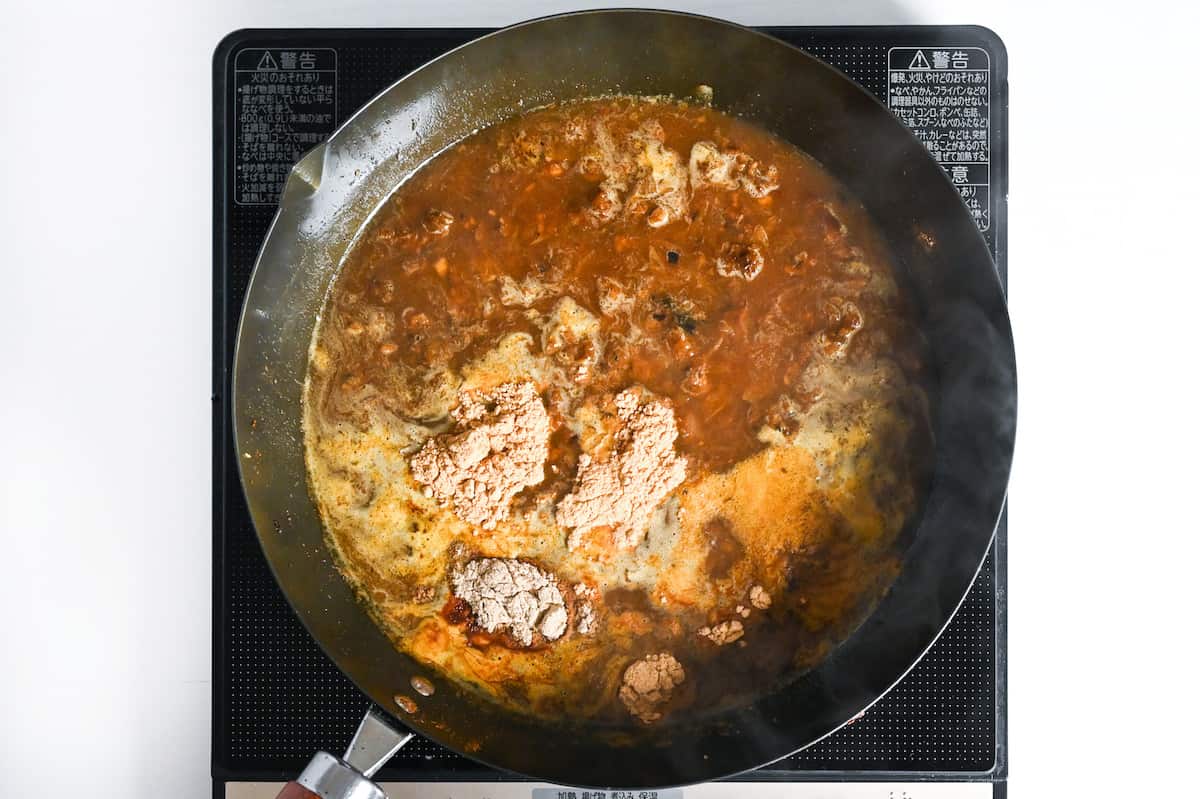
[233,48,337,206]
[887,47,991,231]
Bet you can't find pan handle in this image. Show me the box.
[275,782,321,799]
[276,707,414,799]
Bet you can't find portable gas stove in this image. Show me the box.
[213,24,1009,799]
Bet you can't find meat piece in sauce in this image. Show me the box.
[761,394,807,440]
[649,293,703,332]
[423,208,455,236]
[681,362,709,396]
[541,297,602,384]
[589,185,623,224]
[580,120,690,227]
[499,274,549,308]
[596,276,633,317]
[497,128,546,170]
[628,135,690,227]
[818,298,864,358]
[716,242,765,281]
[689,141,780,198]
[785,251,816,276]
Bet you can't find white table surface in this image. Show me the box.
[2,1,1196,796]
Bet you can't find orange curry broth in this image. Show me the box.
[319,97,923,476]
[305,97,932,722]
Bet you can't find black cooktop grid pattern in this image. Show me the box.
[213,25,1008,786]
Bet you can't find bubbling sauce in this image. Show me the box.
[304,96,932,725]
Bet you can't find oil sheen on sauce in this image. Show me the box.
[303,96,933,725]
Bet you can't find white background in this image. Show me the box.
[1,1,1196,796]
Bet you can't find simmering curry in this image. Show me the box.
[304,96,932,726]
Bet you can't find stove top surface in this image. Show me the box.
[212,24,1008,798]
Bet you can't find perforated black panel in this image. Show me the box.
[213,26,1008,784]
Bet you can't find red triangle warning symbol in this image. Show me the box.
[909,50,931,70]
[256,51,279,71]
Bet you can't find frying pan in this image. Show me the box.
[232,9,1016,795]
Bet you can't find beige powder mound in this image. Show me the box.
[573,583,598,635]
[619,652,686,724]
[566,583,595,633]
[576,602,596,635]
[750,584,772,610]
[698,619,745,646]
[451,558,568,646]
[410,381,550,530]
[556,388,688,550]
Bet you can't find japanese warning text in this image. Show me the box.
[888,47,991,231]
[234,48,337,206]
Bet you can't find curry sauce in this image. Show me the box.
[303,97,932,725]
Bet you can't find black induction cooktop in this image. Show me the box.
[213,25,1008,797]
